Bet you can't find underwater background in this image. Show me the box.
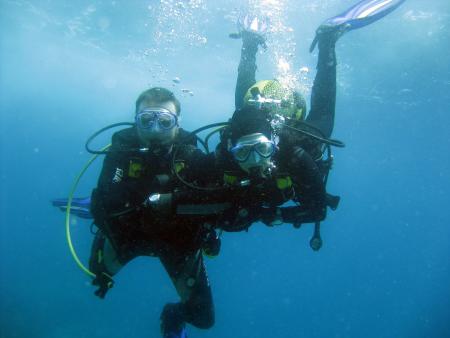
[1,0,449,337]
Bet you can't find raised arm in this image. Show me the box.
[233,15,268,110]
[90,129,144,225]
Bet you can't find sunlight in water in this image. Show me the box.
[246,0,303,92]
[277,57,290,73]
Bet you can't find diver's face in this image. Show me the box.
[136,101,179,146]
[231,133,275,177]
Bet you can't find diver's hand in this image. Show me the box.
[260,207,283,227]
[230,14,268,48]
[281,205,325,224]
[241,29,266,48]
[93,272,114,299]
[202,230,221,258]
[292,221,303,229]
[144,193,174,215]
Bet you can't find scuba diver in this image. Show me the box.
[216,20,339,237]
[52,86,297,337]
[218,0,406,242]
[81,87,220,338]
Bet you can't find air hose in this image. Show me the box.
[280,121,345,148]
[85,122,134,155]
[171,122,230,192]
[65,144,111,278]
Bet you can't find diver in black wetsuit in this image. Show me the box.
[217,0,406,239]
[89,87,220,338]
[52,87,309,338]
[215,15,343,233]
[234,18,338,138]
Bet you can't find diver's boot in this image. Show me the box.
[310,23,347,54]
[318,23,348,44]
[160,303,188,338]
[315,26,338,70]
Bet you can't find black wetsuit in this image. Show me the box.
[235,35,336,137]
[224,32,339,222]
[89,127,217,330]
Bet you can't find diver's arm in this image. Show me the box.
[173,183,262,232]
[280,206,325,224]
[288,146,327,221]
[259,204,325,227]
[90,136,142,223]
[307,34,337,138]
[182,147,222,186]
[221,203,324,231]
[235,34,260,110]
[144,146,230,215]
[216,204,260,232]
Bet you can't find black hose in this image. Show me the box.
[195,136,208,153]
[85,122,135,155]
[280,120,345,148]
[171,122,230,192]
[188,122,230,137]
[172,166,227,192]
[204,126,227,153]
[85,121,228,158]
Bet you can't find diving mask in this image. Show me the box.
[231,138,276,162]
[231,133,275,176]
[135,108,178,131]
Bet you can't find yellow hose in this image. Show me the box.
[65,144,110,278]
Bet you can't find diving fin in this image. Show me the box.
[161,303,188,338]
[164,329,187,338]
[52,196,93,219]
[310,0,406,52]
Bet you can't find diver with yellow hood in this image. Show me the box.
[216,16,340,240]
[218,0,406,243]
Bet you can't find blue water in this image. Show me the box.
[1,1,449,337]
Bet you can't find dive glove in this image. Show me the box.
[230,14,268,49]
[145,193,174,215]
[93,272,114,299]
[202,230,221,257]
[260,207,283,226]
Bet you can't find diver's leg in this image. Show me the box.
[306,32,337,138]
[88,230,125,298]
[159,249,214,336]
[306,0,406,138]
[180,253,214,329]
